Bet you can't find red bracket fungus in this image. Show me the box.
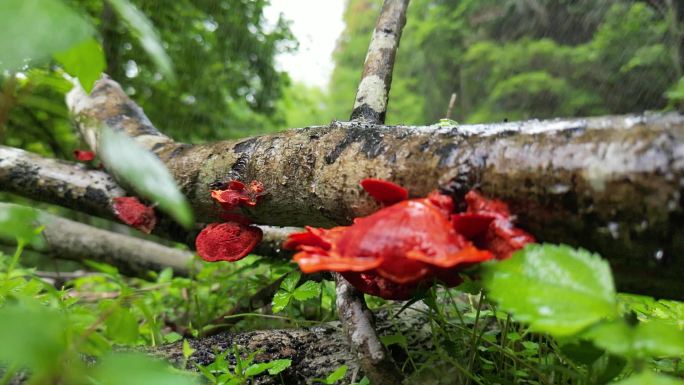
[195,222,263,262]
[195,179,265,263]
[112,196,157,234]
[284,178,535,300]
[73,149,96,162]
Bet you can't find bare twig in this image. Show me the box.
[0,202,197,277]
[445,92,458,119]
[335,1,412,383]
[349,0,410,124]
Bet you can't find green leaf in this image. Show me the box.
[244,359,292,377]
[380,334,408,348]
[482,244,617,336]
[93,353,198,385]
[612,371,684,385]
[182,339,195,360]
[292,281,321,301]
[326,365,348,384]
[98,126,193,227]
[272,290,292,314]
[266,359,292,375]
[0,0,92,71]
[0,302,67,370]
[105,307,139,344]
[281,271,302,292]
[106,0,174,81]
[0,204,40,243]
[54,38,105,93]
[582,319,684,358]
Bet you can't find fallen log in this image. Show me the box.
[66,79,684,299]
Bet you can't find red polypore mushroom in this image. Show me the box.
[73,149,96,162]
[112,196,157,234]
[195,222,263,262]
[284,179,514,300]
[451,191,535,259]
[211,179,265,210]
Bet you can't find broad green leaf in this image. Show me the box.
[54,38,105,93]
[482,244,617,336]
[292,281,321,301]
[0,0,92,71]
[244,359,291,377]
[93,353,198,385]
[0,204,40,243]
[266,359,292,375]
[582,319,684,358]
[106,0,174,81]
[0,302,67,370]
[244,362,270,377]
[326,365,348,384]
[98,126,193,227]
[280,271,302,292]
[271,290,292,314]
[612,371,684,385]
[105,307,139,344]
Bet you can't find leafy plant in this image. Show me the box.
[483,243,684,384]
[197,345,291,385]
[272,271,321,314]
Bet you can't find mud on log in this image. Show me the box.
[67,79,684,299]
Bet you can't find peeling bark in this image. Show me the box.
[0,203,197,277]
[66,79,684,299]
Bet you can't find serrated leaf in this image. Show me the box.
[280,271,302,292]
[0,0,93,71]
[292,281,321,301]
[106,0,174,81]
[326,365,348,384]
[98,126,193,227]
[582,319,684,358]
[482,243,617,336]
[54,38,105,93]
[272,290,292,314]
[612,371,684,385]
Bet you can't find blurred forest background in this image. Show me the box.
[1,2,684,384]
[2,0,683,159]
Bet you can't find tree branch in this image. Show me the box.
[350,0,410,123]
[62,78,684,299]
[0,202,197,277]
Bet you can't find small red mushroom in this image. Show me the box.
[112,196,157,233]
[195,222,263,262]
[196,179,266,263]
[210,179,265,210]
[73,149,96,162]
